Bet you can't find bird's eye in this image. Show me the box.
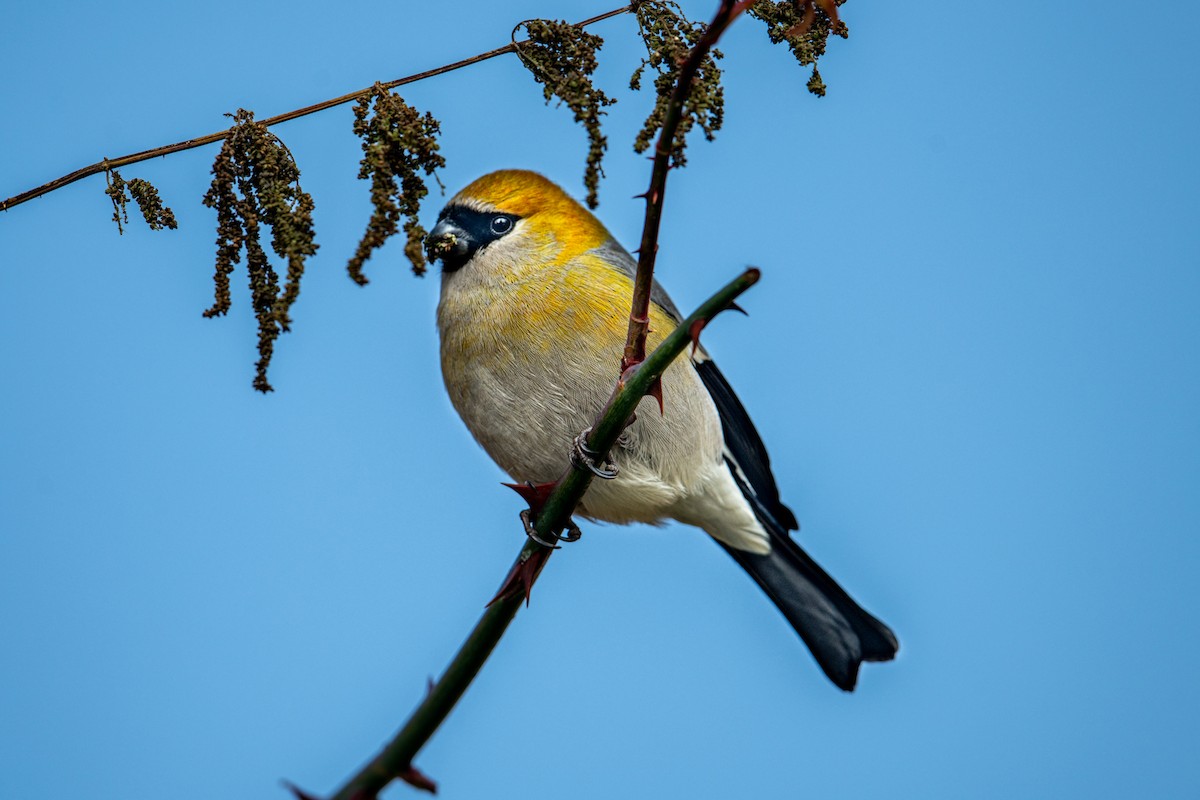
[490,215,513,236]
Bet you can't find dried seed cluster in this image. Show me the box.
[515,19,616,209]
[80,4,853,396]
[104,169,177,235]
[630,0,725,169]
[746,0,849,97]
[349,84,446,283]
[201,109,318,393]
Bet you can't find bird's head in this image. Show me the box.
[425,170,612,280]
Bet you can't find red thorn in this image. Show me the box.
[517,555,540,606]
[486,575,512,608]
[282,781,323,800]
[491,482,562,606]
[503,481,556,516]
[488,547,551,608]
[648,376,664,415]
[399,765,438,795]
[688,318,708,359]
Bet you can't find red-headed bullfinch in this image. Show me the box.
[426,170,897,690]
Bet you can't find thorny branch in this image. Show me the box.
[7,0,852,792]
[301,3,766,798]
[308,268,761,800]
[623,0,752,373]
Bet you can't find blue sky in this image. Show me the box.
[2,1,1198,798]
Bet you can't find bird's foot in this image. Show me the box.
[520,508,582,548]
[490,481,583,606]
[571,426,619,479]
[503,481,584,548]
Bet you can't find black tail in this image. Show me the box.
[691,358,898,690]
[719,525,899,691]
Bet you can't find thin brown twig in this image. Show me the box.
[0,5,631,215]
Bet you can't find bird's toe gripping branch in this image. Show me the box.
[571,426,619,479]
[519,508,582,549]
[504,480,584,549]
[490,480,581,606]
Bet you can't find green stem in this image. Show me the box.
[324,267,760,800]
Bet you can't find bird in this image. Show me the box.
[425,169,897,691]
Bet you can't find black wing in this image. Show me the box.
[694,359,798,531]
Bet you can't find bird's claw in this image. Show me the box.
[556,520,583,543]
[571,426,619,479]
[520,508,582,548]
